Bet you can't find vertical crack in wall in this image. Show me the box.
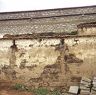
[59,39,70,80]
[9,40,18,67]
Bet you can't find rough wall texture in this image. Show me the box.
[0,36,95,89]
[0,39,60,80]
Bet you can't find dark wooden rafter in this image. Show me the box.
[0,33,96,40]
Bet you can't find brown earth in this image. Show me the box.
[0,80,33,95]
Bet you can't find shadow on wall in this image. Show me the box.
[64,53,83,63]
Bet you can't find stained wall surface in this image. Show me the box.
[0,36,95,82]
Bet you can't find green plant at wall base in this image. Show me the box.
[13,83,31,91]
[13,83,35,93]
[13,84,62,95]
[50,89,61,95]
[33,87,62,95]
[33,87,49,95]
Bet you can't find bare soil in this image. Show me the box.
[0,80,33,95]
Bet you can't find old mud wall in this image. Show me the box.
[0,34,95,89]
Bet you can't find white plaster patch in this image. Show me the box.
[0,40,12,51]
[16,39,60,49]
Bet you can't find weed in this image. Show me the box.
[13,83,26,90]
[13,83,62,95]
[50,89,61,95]
[33,87,49,95]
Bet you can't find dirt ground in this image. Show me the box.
[0,80,33,95]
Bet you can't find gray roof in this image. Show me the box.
[0,5,96,20]
[0,5,96,36]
